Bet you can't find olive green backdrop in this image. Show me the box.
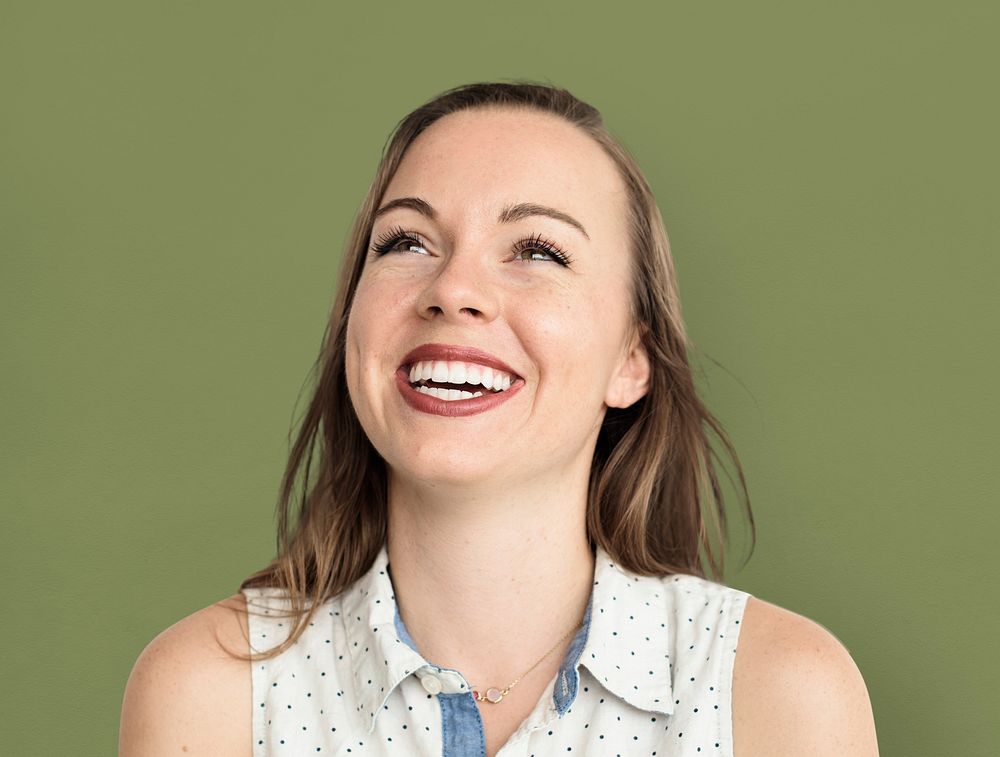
[2,1,997,754]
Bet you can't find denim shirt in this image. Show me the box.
[243,543,751,756]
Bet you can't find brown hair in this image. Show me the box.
[237,79,754,660]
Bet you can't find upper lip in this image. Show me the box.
[399,343,521,379]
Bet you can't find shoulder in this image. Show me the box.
[660,571,747,600]
[732,596,879,757]
[656,571,751,623]
[119,593,252,757]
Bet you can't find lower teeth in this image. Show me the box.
[414,386,486,401]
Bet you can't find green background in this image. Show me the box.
[3,2,997,754]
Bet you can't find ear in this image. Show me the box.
[605,328,651,409]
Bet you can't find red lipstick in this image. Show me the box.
[395,343,524,418]
[399,343,521,378]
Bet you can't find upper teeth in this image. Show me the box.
[408,360,513,392]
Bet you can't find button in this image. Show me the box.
[421,675,443,695]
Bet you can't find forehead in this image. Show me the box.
[383,107,627,237]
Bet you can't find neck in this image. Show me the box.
[385,473,595,691]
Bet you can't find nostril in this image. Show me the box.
[415,278,497,320]
[422,304,485,318]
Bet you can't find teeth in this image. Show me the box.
[410,361,434,382]
[404,359,515,392]
[415,386,484,401]
[448,362,466,384]
[431,361,450,382]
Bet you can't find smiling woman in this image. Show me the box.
[119,81,879,757]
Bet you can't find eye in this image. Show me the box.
[514,249,555,262]
[510,233,574,267]
[370,225,431,256]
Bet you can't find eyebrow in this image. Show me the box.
[373,196,590,241]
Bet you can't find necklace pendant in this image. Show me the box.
[484,687,504,703]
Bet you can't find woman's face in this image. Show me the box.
[345,107,649,491]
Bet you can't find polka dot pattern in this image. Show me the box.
[242,543,751,755]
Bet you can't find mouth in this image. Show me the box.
[395,344,523,416]
[406,359,514,400]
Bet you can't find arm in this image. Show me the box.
[733,596,879,757]
[118,594,252,757]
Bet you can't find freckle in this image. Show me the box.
[182,748,189,753]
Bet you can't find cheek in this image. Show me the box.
[524,290,613,370]
[351,269,419,330]
[344,274,413,401]
[526,283,633,392]
[346,276,392,352]
[344,280,383,401]
[342,319,364,418]
[544,284,622,343]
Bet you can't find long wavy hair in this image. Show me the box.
[238,79,754,660]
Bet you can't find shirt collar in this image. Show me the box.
[340,544,427,734]
[569,544,675,717]
[341,542,675,733]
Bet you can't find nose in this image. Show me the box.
[415,251,499,323]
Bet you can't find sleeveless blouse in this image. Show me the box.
[241,544,751,756]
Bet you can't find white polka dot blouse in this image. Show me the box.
[241,543,752,755]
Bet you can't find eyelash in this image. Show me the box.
[369,225,575,267]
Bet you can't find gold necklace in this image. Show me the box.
[471,620,583,704]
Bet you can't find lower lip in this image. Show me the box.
[395,369,523,417]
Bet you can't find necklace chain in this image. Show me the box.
[471,619,583,705]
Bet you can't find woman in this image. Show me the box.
[120,81,879,756]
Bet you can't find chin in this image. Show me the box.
[384,447,506,491]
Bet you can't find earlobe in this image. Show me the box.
[606,334,651,409]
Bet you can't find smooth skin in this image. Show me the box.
[120,108,879,756]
